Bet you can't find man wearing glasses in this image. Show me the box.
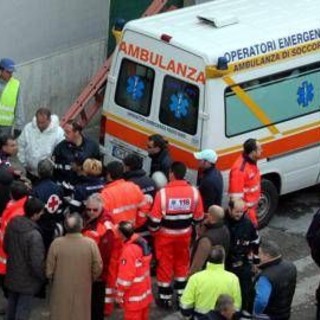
[82,193,115,320]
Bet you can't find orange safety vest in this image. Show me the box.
[0,197,27,274]
[149,180,204,236]
[115,234,153,311]
[229,154,261,210]
[100,179,149,228]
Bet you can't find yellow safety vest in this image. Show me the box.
[0,77,20,126]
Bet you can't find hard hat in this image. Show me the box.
[0,58,16,73]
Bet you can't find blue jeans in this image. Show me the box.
[5,291,33,320]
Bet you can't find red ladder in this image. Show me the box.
[61,0,171,128]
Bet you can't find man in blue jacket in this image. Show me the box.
[194,149,223,210]
[253,240,296,320]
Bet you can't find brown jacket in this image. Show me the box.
[46,233,102,320]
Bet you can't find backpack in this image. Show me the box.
[306,208,320,267]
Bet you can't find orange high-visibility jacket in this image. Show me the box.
[149,180,204,236]
[100,179,149,228]
[115,234,153,311]
[229,154,261,210]
[0,197,28,274]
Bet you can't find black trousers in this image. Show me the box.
[92,281,105,320]
[230,263,253,312]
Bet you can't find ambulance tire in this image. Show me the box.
[258,179,279,229]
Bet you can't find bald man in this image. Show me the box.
[189,205,230,276]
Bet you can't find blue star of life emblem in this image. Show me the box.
[126,75,145,101]
[297,81,314,107]
[169,92,189,118]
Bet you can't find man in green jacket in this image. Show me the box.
[180,245,241,319]
[0,58,24,137]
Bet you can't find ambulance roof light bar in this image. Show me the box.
[197,14,239,28]
[113,18,126,45]
[114,18,126,31]
[206,56,231,79]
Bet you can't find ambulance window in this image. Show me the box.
[159,76,199,135]
[225,63,320,137]
[115,59,154,116]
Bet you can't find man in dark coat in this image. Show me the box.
[194,149,223,210]
[190,205,230,276]
[4,197,46,320]
[0,167,13,215]
[52,120,100,186]
[206,294,238,320]
[306,208,320,319]
[32,159,64,252]
[253,240,297,320]
[147,134,172,178]
[225,198,260,312]
[123,153,157,199]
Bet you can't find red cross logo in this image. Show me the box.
[46,194,61,214]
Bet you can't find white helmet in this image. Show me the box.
[151,171,168,189]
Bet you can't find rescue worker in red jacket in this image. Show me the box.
[0,181,29,279]
[116,221,153,320]
[229,138,262,227]
[100,161,151,316]
[82,193,115,320]
[149,161,204,309]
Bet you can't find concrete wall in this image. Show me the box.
[0,0,110,122]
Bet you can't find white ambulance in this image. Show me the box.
[101,0,320,227]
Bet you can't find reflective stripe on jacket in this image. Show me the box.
[0,77,20,126]
[115,234,153,310]
[229,154,261,209]
[149,180,204,235]
[100,179,149,227]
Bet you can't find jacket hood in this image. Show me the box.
[123,169,146,179]
[31,114,60,133]
[9,216,39,234]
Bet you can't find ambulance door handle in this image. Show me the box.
[199,111,209,120]
[108,75,116,84]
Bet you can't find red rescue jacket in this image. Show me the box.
[229,154,261,210]
[100,179,150,228]
[82,211,115,282]
[149,180,204,237]
[0,197,28,274]
[115,234,153,310]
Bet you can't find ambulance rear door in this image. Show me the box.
[103,29,207,180]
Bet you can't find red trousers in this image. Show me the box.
[124,307,149,320]
[104,238,123,316]
[154,234,191,299]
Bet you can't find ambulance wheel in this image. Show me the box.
[258,179,279,229]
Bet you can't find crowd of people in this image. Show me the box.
[0,57,300,320]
